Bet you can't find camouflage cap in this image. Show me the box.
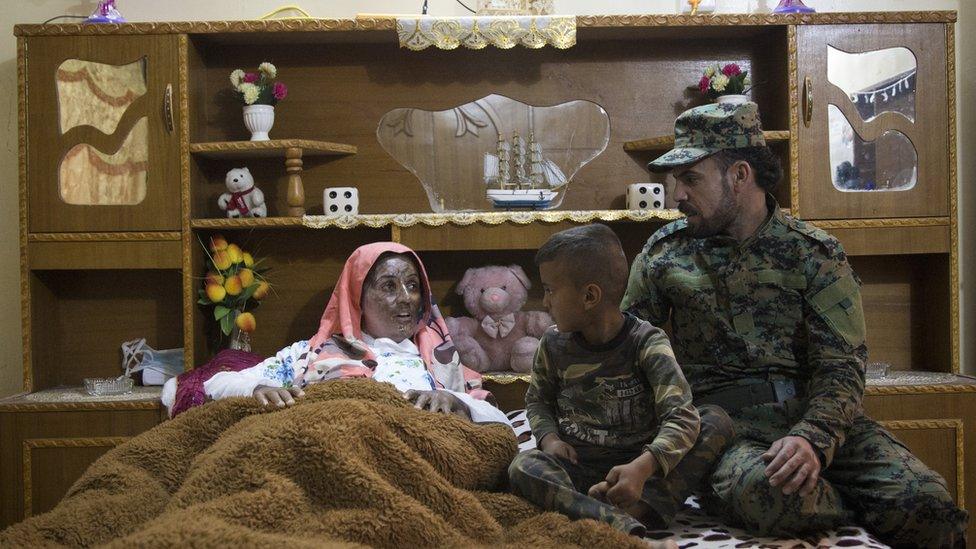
[648,101,766,173]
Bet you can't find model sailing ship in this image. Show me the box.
[483,132,568,209]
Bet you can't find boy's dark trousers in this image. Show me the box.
[508,405,733,536]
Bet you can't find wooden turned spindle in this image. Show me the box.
[285,147,305,217]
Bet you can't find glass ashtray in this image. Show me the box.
[865,362,891,379]
[84,376,134,396]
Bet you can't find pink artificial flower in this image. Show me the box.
[722,63,742,77]
[273,82,288,100]
[243,72,259,83]
[699,75,711,94]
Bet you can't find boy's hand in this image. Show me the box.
[539,433,578,465]
[588,452,657,508]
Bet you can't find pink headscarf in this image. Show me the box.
[300,242,487,398]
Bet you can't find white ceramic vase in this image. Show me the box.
[716,94,750,105]
[243,104,274,141]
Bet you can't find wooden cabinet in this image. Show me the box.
[9,12,969,538]
[25,35,182,233]
[0,398,164,528]
[796,24,948,220]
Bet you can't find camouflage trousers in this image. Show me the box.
[702,402,968,548]
[508,405,733,536]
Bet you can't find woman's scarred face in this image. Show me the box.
[361,255,423,342]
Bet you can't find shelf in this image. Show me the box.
[304,209,683,229]
[623,130,791,152]
[191,217,306,229]
[0,386,163,411]
[189,139,357,159]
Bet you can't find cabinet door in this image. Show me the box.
[26,35,181,232]
[796,24,947,220]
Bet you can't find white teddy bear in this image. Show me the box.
[218,167,267,218]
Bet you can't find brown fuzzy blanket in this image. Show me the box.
[0,380,643,548]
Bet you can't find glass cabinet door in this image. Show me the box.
[26,35,181,232]
[796,24,947,220]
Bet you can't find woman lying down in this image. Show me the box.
[162,242,509,426]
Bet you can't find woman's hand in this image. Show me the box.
[405,389,471,420]
[253,385,305,407]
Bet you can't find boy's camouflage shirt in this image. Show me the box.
[525,314,701,477]
[621,196,868,467]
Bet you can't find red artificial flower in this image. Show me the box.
[699,75,711,94]
[273,82,288,100]
[243,72,259,83]
[722,63,742,77]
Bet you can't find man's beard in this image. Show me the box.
[683,174,739,238]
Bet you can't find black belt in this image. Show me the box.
[694,380,800,413]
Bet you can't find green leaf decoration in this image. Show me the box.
[220,312,233,336]
[214,305,232,320]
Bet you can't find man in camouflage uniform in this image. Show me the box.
[621,101,968,547]
[508,224,733,539]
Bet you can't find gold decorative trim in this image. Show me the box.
[807,217,950,230]
[14,18,397,36]
[576,12,957,27]
[877,419,964,507]
[482,372,531,384]
[13,12,957,36]
[623,130,790,152]
[0,400,162,412]
[303,209,683,229]
[788,25,800,217]
[18,37,31,393]
[189,139,357,157]
[947,24,959,374]
[180,34,194,372]
[27,232,182,242]
[866,384,976,395]
[191,217,305,229]
[23,436,131,517]
[396,16,576,51]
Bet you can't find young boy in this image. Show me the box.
[508,224,733,538]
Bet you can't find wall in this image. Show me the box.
[0,0,969,397]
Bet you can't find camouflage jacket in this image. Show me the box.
[621,197,868,467]
[525,314,701,477]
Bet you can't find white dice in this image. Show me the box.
[323,187,359,215]
[627,183,665,210]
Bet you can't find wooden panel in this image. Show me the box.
[29,240,183,269]
[825,223,949,255]
[796,24,948,219]
[865,391,974,540]
[399,223,578,252]
[189,29,789,217]
[26,35,182,232]
[850,254,951,372]
[29,270,183,389]
[0,408,162,528]
[23,437,129,517]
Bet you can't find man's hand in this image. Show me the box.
[762,435,821,496]
[405,389,472,420]
[539,433,578,465]
[588,452,656,508]
[253,385,305,407]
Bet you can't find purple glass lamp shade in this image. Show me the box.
[773,0,815,13]
[84,1,126,24]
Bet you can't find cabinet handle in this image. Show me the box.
[802,76,813,128]
[163,83,175,133]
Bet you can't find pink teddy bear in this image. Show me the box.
[445,265,553,373]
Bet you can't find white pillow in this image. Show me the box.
[505,409,537,453]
